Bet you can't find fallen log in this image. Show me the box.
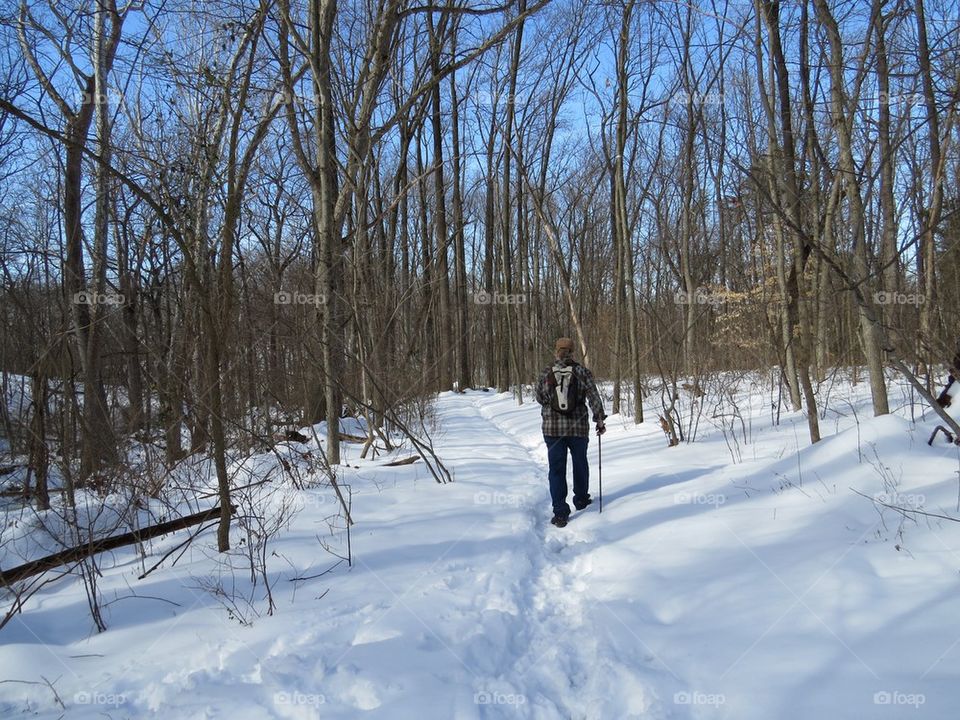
[382,456,419,467]
[0,505,230,585]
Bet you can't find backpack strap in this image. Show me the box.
[551,362,578,413]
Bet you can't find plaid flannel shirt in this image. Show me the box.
[535,360,606,437]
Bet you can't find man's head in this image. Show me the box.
[555,336,574,361]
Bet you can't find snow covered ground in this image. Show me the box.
[2,375,960,718]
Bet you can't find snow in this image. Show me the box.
[2,376,960,718]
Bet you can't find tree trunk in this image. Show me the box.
[813,0,889,416]
[613,1,643,422]
[448,49,472,391]
[28,372,49,511]
[758,0,820,441]
[427,12,453,392]
[916,0,945,380]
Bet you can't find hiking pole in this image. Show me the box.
[598,429,603,514]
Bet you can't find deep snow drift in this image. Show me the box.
[2,374,959,719]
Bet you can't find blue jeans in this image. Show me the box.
[544,435,589,518]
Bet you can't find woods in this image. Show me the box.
[1,0,959,544]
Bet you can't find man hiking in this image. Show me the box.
[535,337,606,528]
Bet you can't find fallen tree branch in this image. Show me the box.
[288,558,344,582]
[382,455,419,466]
[852,488,958,523]
[928,425,959,446]
[0,505,231,585]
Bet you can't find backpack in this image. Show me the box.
[550,362,580,415]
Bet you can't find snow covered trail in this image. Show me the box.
[432,392,672,719]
